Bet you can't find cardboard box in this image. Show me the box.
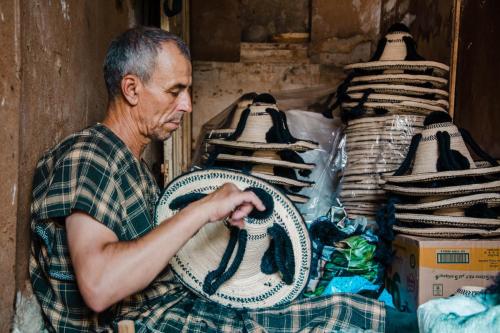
[386,234,500,312]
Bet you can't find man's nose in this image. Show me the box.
[179,91,192,114]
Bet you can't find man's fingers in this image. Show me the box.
[228,219,245,229]
[243,191,265,211]
[231,202,254,220]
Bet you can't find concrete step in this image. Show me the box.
[240,42,310,64]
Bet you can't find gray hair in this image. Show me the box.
[103,26,191,100]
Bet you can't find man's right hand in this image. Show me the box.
[195,183,265,228]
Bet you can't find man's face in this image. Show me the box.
[136,42,192,141]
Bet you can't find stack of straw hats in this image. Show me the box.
[204,93,319,204]
[330,23,450,219]
[380,111,500,238]
[339,114,425,219]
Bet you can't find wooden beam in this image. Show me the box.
[449,0,463,119]
[161,0,192,185]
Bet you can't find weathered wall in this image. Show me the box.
[0,0,136,329]
[190,1,455,150]
[380,0,453,65]
[0,0,21,331]
[16,0,134,290]
[190,0,241,61]
[310,0,381,66]
[240,0,310,42]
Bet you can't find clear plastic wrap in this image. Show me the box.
[337,114,426,221]
[285,109,342,222]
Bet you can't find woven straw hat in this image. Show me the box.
[350,73,448,88]
[344,24,449,77]
[208,93,257,138]
[347,84,449,99]
[395,193,500,211]
[155,169,311,309]
[379,112,500,238]
[388,192,500,229]
[382,112,500,193]
[208,94,319,151]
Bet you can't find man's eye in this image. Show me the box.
[169,90,180,97]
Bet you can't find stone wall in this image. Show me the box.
[0,0,137,329]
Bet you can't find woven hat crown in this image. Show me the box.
[392,111,499,177]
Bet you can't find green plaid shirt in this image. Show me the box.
[30,124,385,332]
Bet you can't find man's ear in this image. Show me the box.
[121,74,141,106]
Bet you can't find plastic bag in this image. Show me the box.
[337,114,425,221]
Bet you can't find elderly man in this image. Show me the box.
[30,26,392,332]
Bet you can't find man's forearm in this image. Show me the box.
[67,201,208,312]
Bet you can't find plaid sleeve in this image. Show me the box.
[33,147,124,237]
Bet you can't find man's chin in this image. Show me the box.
[153,134,171,142]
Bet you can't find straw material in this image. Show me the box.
[285,192,310,204]
[351,73,448,88]
[393,225,500,238]
[384,165,500,184]
[383,121,500,183]
[347,114,425,125]
[345,92,450,108]
[347,84,449,98]
[396,213,500,228]
[155,169,310,309]
[343,30,449,76]
[250,171,313,188]
[342,167,396,177]
[341,100,448,115]
[344,60,449,77]
[345,127,412,135]
[395,193,500,211]
[208,103,319,151]
[340,189,386,196]
[346,133,413,143]
[209,98,255,136]
[213,151,315,171]
[383,180,500,196]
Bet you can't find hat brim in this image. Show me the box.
[395,193,500,211]
[393,225,500,238]
[214,153,315,170]
[347,114,425,126]
[347,84,449,98]
[383,165,500,183]
[345,92,449,108]
[342,101,447,115]
[344,60,450,77]
[155,169,310,309]
[250,171,314,188]
[383,180,500,196]
[285,192,310,204]
[346,133,413,143]
[208,138,318,152]
[342,167,397,177]
[396,213,500,228]
[351,73,448,88]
